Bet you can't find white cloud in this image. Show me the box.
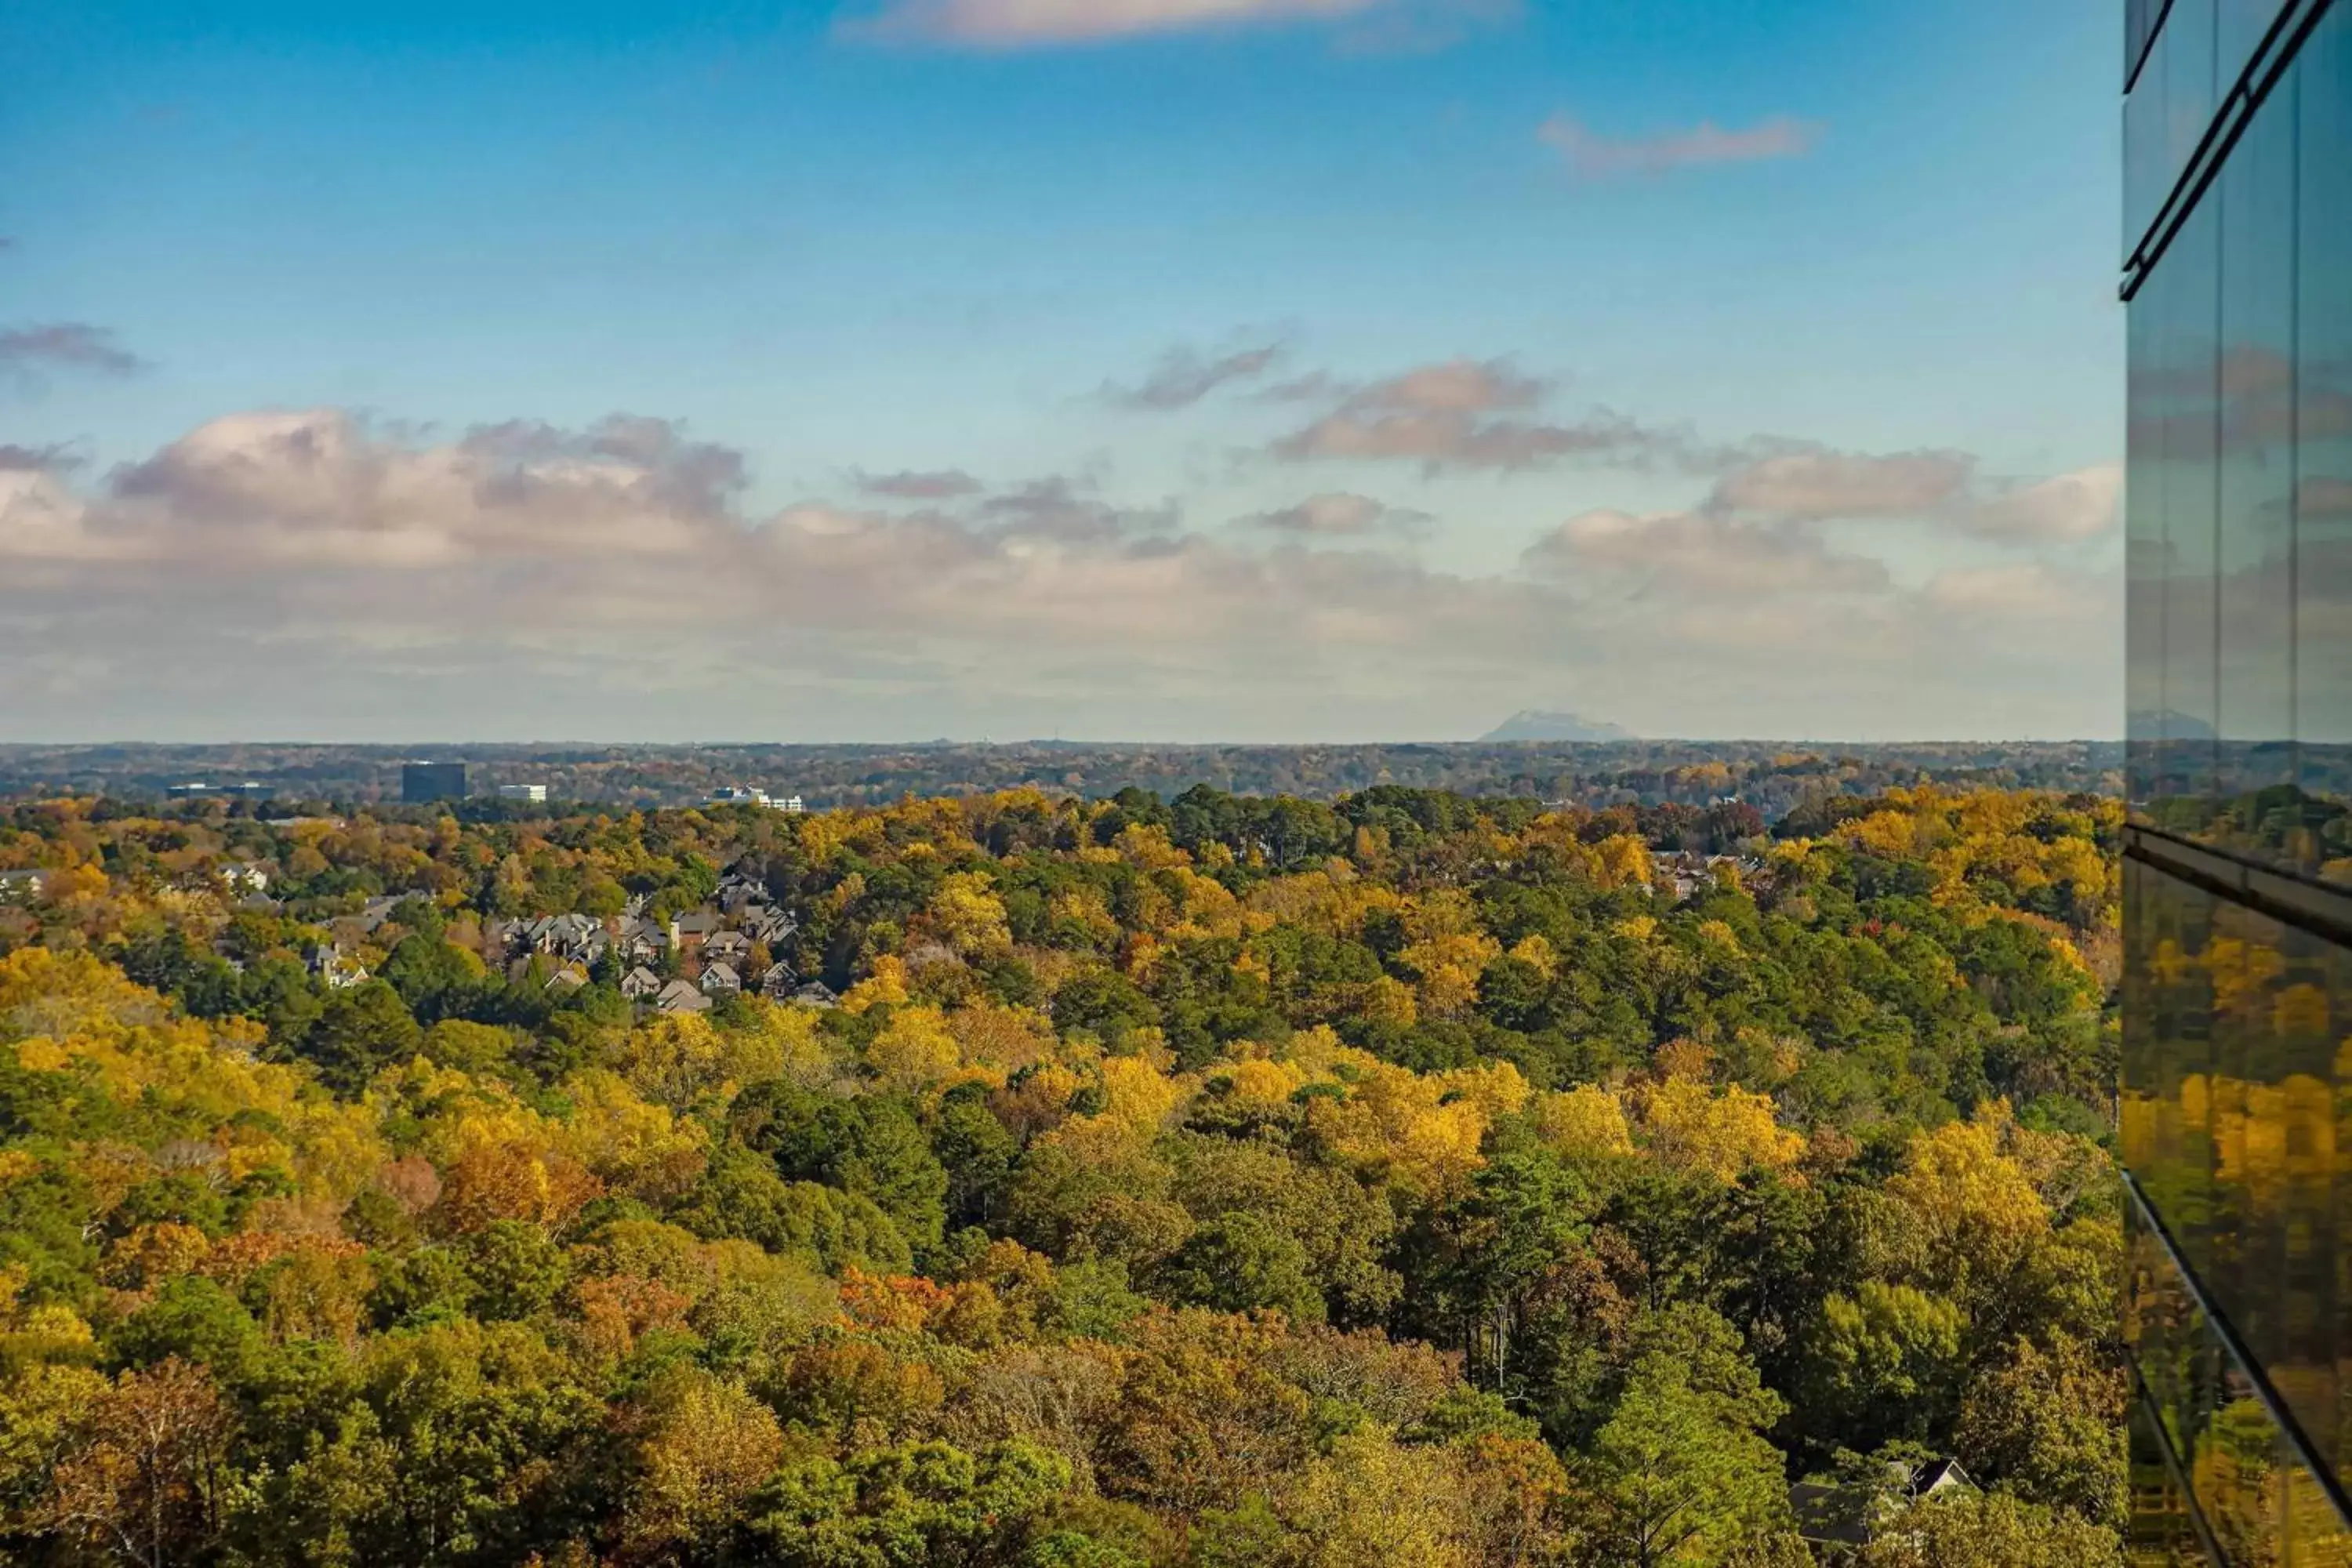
[1709,449,1974,520]
[1963,463,2122,541]
[1538,114,1821,179]
[0,407,2122,742]
[1236,491,1431,536]
[1708,448,2122,542]
[1526,508,1889,596]
[839,0,1469,49]
[1270,357,1715,473]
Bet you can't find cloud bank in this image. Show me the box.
[0,404,2120,741]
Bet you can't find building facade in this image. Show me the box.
[401,760,469,804]
[2122,0,2352,1559]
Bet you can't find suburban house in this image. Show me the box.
[758,961,800,1000]
[307,943,370,990]
[619,966,662,1000]
[672,910,723,950]
[699,962,742,996]
[653,978,711,1015]
[791,981,840,1009]
[1791,1457,1974,1548]
[0,869,49,903]
[702,931,753,966]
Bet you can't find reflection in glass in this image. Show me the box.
[2301,8,2352,869]
[2146,863,2220,1283]
[2215,85,2297,859]
[2218,0,2290,97]
[2160,195,2222,828]
[2129,1391,2201,1564]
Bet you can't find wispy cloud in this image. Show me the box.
[1708,449,1974,520]
[857,468,984,499]
[1269,356,1731,474]
[1235,491,1432,537]
[1104,342,1286,410]
[1707,446,2122,540]
[1538,113,1820,179]
[0,322,149,376]
[0,443,82,473]
[838,0,1489,50]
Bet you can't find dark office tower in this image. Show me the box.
[2122,1,2352,1559]
[401,760,468,804]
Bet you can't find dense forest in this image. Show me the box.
[0,784,2125,1566]
[0,739,2124,815]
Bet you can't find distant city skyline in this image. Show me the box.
[2,0,2122,742]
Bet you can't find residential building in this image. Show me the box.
[307,944,368,989]
[707,788,801,811]
[653,979,711,1015]
[497,783,549,804]
[401,760,469,804]
[168,781,272,800]
[2120,2,2352,1558]
[619,966,662,1000]
[1791,1457,1974,1550]
[0,869,46,904]
[699,961,742,996]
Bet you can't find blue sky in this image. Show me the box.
[0,0,2125,742]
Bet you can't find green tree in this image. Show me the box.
[1572,1308,1793,1568]
[303,981,423,1091]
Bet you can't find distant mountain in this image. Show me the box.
[2124,709,2218,742]
[1481,710,1635,742]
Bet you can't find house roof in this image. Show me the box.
[1792,1457,1976,1546]
[655,979,711,1013]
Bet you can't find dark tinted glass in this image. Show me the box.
[2219,0,2290,90]
[2301,8,2352,867]
[2158,197,2223,827]
[2146,864,2219,1280]
[2216,82,2297,857]
[2129,0,2222,261]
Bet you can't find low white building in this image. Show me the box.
[708,788,804,811]
[498,784,549,803]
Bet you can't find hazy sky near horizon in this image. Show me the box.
[2,0,2123,744]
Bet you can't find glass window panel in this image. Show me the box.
[2128,20,2172,257]
[2125,858,2159,1173]
[2169,0,2221,181]
[2132,263,2169,820]
[2298,6,2352,872]
[2217,82,2298,859]
[2147,867,2220,1286]
[2220,0,2288,93]
[2129,1389,2201,1565]
[2202,1352,2287,1561]
[2208,898,2259,1362]
[2129,0,2222,263]
[2161,196,2223,828]
[2269,918,2339,1479]
[2282,1457,2352,1566]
